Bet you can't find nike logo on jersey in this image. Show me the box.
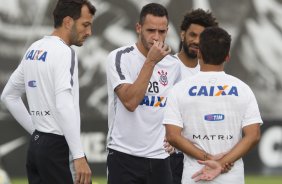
[139,95,167,107]
[188,85,238,96]
[25,49,48,62]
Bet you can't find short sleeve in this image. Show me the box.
[242,86,263,127]
[107,50,133,90]
[163,86,183,128]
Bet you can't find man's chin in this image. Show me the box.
[187,52,197,59]
[74,42,83,47]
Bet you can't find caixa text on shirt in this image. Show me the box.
[25,50,48,62]
[139,95,167,107]
[29,110,50,116]
[193,134,233,140]
[188,85,238,96]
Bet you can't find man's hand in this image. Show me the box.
[191,160,222,182]
[210,152,226,160]
[164,137,175,154]
[147,41,171,65]
[210,152,233,173]
[221,162,234,173]
[74,157,92,184]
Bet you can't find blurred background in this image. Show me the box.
[0,0,281,180]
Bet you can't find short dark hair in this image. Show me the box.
[199,27,231,65]
[139,3,168,25]
[180,8,218,31]
[53,0,96,28]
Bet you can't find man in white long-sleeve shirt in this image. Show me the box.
[1,0,96,184]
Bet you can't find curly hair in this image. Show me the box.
[180,8,218,31]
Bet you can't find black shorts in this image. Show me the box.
[26,130,73,184]
[170,152,184,184]
[107,149,172,184]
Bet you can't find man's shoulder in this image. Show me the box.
[225,73,250,87]
[164,54,178,62]
[158,54,181,68]
[109,44,135,56]
[172,79,188,91]
[29,36,71,54]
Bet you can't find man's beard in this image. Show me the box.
[70,25,84,47]
[183,41,198,59]
[141,35,150,52]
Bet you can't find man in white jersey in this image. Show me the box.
[176,9,218,79]
[1,0,96,183]
[164,27,262,184]
[106,3,181,184]
[170,9,218,184]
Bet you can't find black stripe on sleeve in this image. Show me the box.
[115,46,134,80]
[70,48,75,86]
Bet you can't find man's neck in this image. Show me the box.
[177,51,198,68]
[136,42,148,57]
[200,63,224,72]
[51,29,71,46]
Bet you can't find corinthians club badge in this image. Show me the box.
[158,70,168,86]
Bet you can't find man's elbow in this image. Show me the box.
[248,130,261,148]
[253,132,261,145]
[123,101,138,112]
[0,95,4,103]
[1,93,7,104]
[124,104,137,112]
[166,131,178,146]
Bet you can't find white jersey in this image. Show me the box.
[107,44,181,158]
[174,54,200,154]
[174,54,200,79]
[163,71,263,184]
[9,36,80,135]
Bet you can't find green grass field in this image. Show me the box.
[10,175,282,184]
[11,177,106,184]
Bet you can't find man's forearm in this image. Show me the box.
[55,90,84,159]
[166,124,211,160]
[1,81,34,134]
[116,61,155,111]
[219,124,261,166]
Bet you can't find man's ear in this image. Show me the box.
[63,16,74,30]
[180,31,185,42]
[136,22,141,34]
[225,53,231,62]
